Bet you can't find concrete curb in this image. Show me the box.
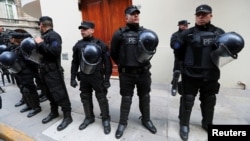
[0,123,34,141]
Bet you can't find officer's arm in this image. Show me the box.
[110,30,121,65]
[174,32,186,61]
[37,33,62,57]
[70,44,80,80]
[102,45,112,81]
[170,33,179,49]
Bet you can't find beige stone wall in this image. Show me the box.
[0,0,39,36]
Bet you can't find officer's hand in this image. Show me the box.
[103,80,110,88]
[70,79,78,88]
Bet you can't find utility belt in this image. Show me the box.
[40,63,58,72]
[119,64,151,74]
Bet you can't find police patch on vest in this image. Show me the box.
[124,36,137,45]
[201,35,216,46]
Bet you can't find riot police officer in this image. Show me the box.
[175,4,228,141]
[70,21,112,134]
[170,20,190,96]
[34,16,72,131]
[0,29,42,118]
[110,5,158,139]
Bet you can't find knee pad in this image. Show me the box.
[80,92,92,100]
[183,95,195,108]
[95,92,106,100]
[22,87,31,96]
[139,94,150,103]
[200,94,216,105]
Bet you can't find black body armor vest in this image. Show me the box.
[119,28,144,67]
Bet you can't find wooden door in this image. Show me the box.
[79,0,132,76]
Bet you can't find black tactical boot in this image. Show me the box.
[115,96,132,139]
[139,94,157,134]
[141,120,157,134]
[20,105,31,113]
[102,119,111,134]
[57,112,73,131]
[180,125,189,141]
[15,98,25,107]
[26,91,41,118]
[27,107,41,118]
[79,93,95,130]
[115,123,127,139]
[97,95,111,134]
[42,112,59,124]
[179,95,195,141]
[79,118,95,130]
[200,95,216,132]
[39,94,47,102]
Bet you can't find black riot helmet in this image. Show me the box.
[20,37,43,64]
[215,32,244,59]
[211,32,244,67]
[0,51,21,73]
[80,43,102,74]
[0,44,8,54]
[136,29,159,63]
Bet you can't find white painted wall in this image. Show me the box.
[37,0,249,89]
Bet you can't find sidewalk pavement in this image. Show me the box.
[0,77,249,141]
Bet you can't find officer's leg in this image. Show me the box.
[115,73,134,139]
[35,75,47,102]
[14,77,25,107]
[19,86,31,113]
[115,95,132,139]
[179,94,195,141]
[56,89,72,131]
[200,94,216,131]
[57,109,72,131]
[15,96,25,107]
[139,94,157,134]
[22,87,41,118]
[199,82,219,131]
[79,92,95,130]
[41,87,59,124]
[137,71,157,134]
[15,86,25,107]
[96,90,111,134]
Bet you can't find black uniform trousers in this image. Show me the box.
[16,68,40,109]
[118,70,152,125]
[40,65,71,113]
[79,70,110,120]
[179,75,219,126]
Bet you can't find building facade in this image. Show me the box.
[17,0,250,89]
[0,0,39,36]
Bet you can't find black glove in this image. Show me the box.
[103,80,110,88]
[70,79,78,88]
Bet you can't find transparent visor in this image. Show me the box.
[136,40,156,63]
[210,44,236,67]
[7,62,22,74]
[80,54,101,74]
[23,49,43,64]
